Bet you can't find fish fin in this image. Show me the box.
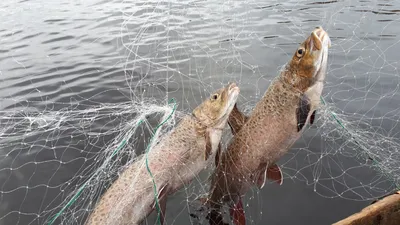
[214,143,222,167]
[229,198,246,225]
[205,131,212,161]
[310,110,316,125]
[152,184,168,210]
[150,184,168,224]
[297,95,311,132]
[256,166,268,189]
[267,164,283,185]
[159,197,167,225]
[255,164,283,189]
[228,104,249,135]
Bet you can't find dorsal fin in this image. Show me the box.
[228,104,249,135]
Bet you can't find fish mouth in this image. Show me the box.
[213,83,239,128]
[310,27,330,82]
[311,26,331,50]
[228,82,240,96]
[227,83,240,106]
[223,82,240,118]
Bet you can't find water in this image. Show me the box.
[1,0,400,224]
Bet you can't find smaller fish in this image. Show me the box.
[85,83,240,225]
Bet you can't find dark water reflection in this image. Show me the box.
[1,0,400,224]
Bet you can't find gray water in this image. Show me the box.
[1,0,400,224]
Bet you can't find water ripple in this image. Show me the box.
[41,35,75,44]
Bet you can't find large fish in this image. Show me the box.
[85,83,240,225]
[204,27,331,225]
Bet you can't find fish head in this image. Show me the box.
[288,26,331,89]
[193,83,240,129]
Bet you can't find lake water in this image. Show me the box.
[1,0,400,224]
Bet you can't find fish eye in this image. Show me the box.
[211,94,219,100]
[296,47,305,57]
[297,49,303,55]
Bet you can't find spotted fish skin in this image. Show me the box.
[207,27,331,225]
[85,83,239,225]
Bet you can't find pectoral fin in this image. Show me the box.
[297,95,311,132]
[310,110,316,125]
[151,184,168,225]
[256,166,268,189]
[229,198,246,225]
[205,132,212,161]
[228,104,249,135]
[267,164,283,185]
[152,184,168,210]
[255,164,283,189]
[159,197,167,225]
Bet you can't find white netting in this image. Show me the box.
[1,0,400,224]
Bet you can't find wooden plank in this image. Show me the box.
[333,191,400,225]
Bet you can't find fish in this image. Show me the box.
[85,83,240,225]
[204,27,332,225]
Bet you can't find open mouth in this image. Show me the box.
[223,83,239,116]
[228,82,239,95]
[228,83,239,102]
[312,27,330,81]
[312,26,331,50]
[215,83,239,124]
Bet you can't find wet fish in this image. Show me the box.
[85,83,240,225]
[204,27,331,225]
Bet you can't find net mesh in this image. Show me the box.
[1,0,400,224]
